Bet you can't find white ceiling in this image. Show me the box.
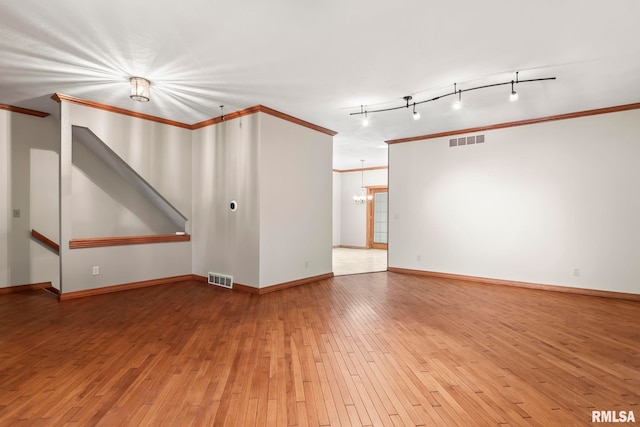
[1,0,639,170]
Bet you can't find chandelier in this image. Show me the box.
[353,160,373,205]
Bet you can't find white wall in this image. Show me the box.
[389,109,640,295]
[338,168,388,247]
[30,147,60,289]
[259,113,333,287]
[71,139,178,237]
[60,103,192,293]
[332,171,341,246]
[192,112,333,289]
[0,111,59,288]
[0,111,9,287]
[191,114,261,287]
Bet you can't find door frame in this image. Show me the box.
[366,185,388,249]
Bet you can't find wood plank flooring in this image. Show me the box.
[1,272,639,426]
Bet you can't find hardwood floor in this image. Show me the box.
[1,273,638,426]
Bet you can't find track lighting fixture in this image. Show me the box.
[220,105,225,121]
[510,71,519,102]
[350,71,555,121]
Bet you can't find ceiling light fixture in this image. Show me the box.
[452,84,462,110]
[361,105,369,126]
[510,71,519,102]
[350,71,555,120]
[353,160,374,205]
[402,96,421,121]
[129,77,150,102]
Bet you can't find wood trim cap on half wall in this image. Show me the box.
[69,233,190,249]
[387,267,640,302]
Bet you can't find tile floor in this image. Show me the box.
[332,247,387,276]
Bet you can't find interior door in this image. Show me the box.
[367,186,388,250]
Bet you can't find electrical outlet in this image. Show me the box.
[573,268,580,277]
[92,266,100,276]
[13,209,20,218]
[304,260,309,268]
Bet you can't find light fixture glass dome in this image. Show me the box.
[130,77,150,102]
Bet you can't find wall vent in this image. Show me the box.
[449,134,485,147]
[208,272,233,289]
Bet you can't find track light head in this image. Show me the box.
[362,111,369,127]
[412,103,420,120]
[510,81,519,102]
[452,89,462,110]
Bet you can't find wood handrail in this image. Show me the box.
[69,233,190,249]
[31,230,60,253]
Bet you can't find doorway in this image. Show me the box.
[367,186,388,250]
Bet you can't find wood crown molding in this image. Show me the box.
[387,267,640,302]
[386,102,640,144]
[58,275,193,301]
[52,93,193,129]
[333,165,388,173]
[51,94,336,136]
[0,103,49,118]
[69,233,190,249]
[192,105,337,136]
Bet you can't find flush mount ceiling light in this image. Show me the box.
[351,71,555,122]
[130,77,150,102]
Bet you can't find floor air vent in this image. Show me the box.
[208,272,233,289]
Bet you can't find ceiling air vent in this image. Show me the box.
[208,272,233,289]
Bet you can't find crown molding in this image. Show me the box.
[0,103,49,118]
[333,165,388,173]
[258,105,337,136]
[50,94,337,136]
[51,93,193,129]
[386,102,640,144]
[190,105,262,129]
[192,105,337,136]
